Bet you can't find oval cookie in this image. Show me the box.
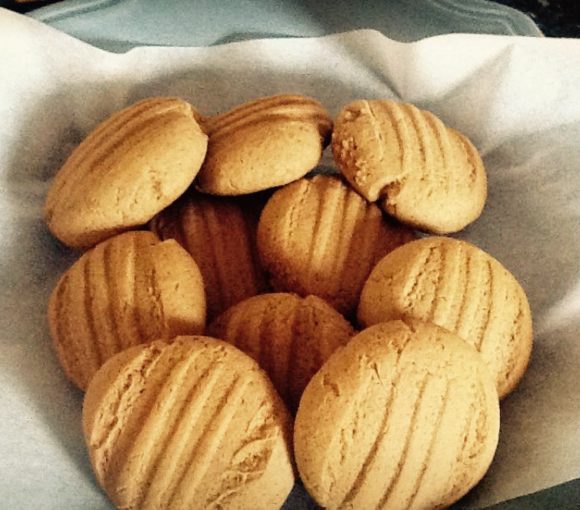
[295,320,500,510]
[83,337,294,510]
[332,99,487,234]
[196,94,332,195]
[257,174,415,315]
[358,236,533,398]
[48,231,206,390]
[208,293,355,413]
[44,97,208,249]
[151,193,268,320]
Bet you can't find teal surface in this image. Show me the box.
[488,479,580,509]
[28,0,543,52]
[22,1,579,509]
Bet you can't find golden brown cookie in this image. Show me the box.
[195,94,332,195]
[208,293,355,413]
[358,236,533,398]
[83,336,295,510]
[48,231,206,390]
[294,319,500,510]
[44,97,208,249]
[257,174,415,315]
[151,193,268,320]
[332,99,487,234]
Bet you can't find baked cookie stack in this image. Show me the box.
[43,93,532,510]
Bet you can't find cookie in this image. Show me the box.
[44,97,208,249]
[332,99,487,234]
[358,236,533,398]
[151,193,268,320]
[294,319,500,510]
[48,231,206,390]
[195,94,332,195]
[257,174,415,315]
[208,293,355,413]
[83,336,294,510]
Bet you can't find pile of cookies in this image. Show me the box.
[43,94,533,510]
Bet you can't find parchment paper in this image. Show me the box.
[1,9,579,509]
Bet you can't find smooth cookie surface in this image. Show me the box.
[294,319,500,510]
[83,337,295,510]
[358,236,533,398]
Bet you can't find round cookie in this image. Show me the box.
[151,193,268,320]
[44,97,208,249]
[332,99,487,234]
[83,336,295,510]
[48,231,206,390]
[294,319,500,510]
[208,293,355,413]
[195,94,332,195]
[257,174,415,315]
[358,236,533,398]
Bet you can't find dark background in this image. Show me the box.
[498,0,580,36]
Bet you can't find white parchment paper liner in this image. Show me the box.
[1,9,579,509]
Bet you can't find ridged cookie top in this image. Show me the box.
[358,236,533,398]
[294,320,500,510]
[204,94,332,140]
[83,337,294,510]
[44,97,208,249]
[208,293,355,413]
[151,193,268,320]
[196,94,332,195]
[332,99,487,234]
[48,231,206,390]
[257,174,416,315]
